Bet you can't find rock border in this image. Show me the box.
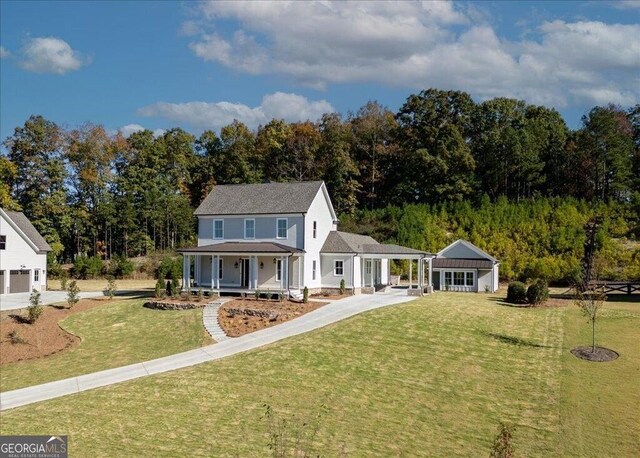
[143,300,206,310]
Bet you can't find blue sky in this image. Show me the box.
[1,0,639,144]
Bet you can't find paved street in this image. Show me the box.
[0,290,105,312]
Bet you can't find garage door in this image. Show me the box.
[0,270,4,295]
[9,270,30,293]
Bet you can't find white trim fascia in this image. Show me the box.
[319,182,338,222]
[0,209,40,253]
[437,239,498,263]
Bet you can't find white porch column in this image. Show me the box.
[408,260,412,289]
[370,259,374,288]
[418,258,423,290]
[428,258,433,289]
[216,256,221,289]
[183,254,190,290]
[253,256,258,289]
[280,256,285,290]
[214,255,217,289]
[284,256,290,291]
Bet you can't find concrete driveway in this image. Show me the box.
[0,290,105,312]
[0,289,416,410]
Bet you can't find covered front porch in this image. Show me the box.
[178,242,304,296]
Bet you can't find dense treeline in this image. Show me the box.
[0,89,638,281]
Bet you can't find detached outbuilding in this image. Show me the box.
[432,239,499,293]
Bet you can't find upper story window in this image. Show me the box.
[0,235,5,250]
[276,218,287,239]
[313,221,317,238]
[213,220,224,239]
[244,219,255,239]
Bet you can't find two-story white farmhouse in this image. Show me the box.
[178,181,433,297]
[0,208,52,294]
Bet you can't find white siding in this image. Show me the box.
[352,256,362,288]
[477,269,492,293]
[441,244,485,259]
[198,215,304,248]
[303,186,336,289]
[0,213,48,293]
[493,265,499,292]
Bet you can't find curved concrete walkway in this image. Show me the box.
[0,290,416,411]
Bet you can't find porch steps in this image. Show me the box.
[203,298,232,342]
[289,289,304,301]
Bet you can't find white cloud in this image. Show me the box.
[186,1,640,107]
[118,124,166,138]
[0,46,10,59]
[611,0,640,9]
[137,92,334,131]
[19,37,88,74]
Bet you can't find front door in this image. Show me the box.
[240,258,250,288]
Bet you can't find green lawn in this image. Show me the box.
[0,299,211,392]
[0,293,637,457]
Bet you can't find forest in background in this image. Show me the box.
[1,89,638,283]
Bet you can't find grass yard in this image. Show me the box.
[0,293,637,456]
[47,278,157,292]
[0,299,211,392]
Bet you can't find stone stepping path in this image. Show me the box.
[203,298,232,342]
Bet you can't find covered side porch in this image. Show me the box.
[178,242,304,296]
[359,244,435,295]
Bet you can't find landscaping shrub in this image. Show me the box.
[105,276,117,300]
[526,280,549,305]
[60,270,68,290]
[197,288,204,302]
[27,289,43,324]
[303,286,309,303]
[506,281,527,303]
[67,280,80,309]
[254,290,260,300]
[169,279,178,298]
[9,329,26,345]
[157,256,182,283]
[339,279,346,295]
[47,262,63,279]
[155,277,165,298]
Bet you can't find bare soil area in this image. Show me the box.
[218,298,327,337]
[571,346,619,362]
[0,298,110,365]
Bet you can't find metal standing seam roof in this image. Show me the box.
[4,211,52,252]
[432,258,494,269]
[177,242,304,254]
[194,181,325,215]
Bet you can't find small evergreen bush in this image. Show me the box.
[526,280,550,305]
[28,289,43,323]
[105,276,117,300]
[67,280,81,309]
[506,281,527,303]
[339,279,346,295]
[303,286,309,303]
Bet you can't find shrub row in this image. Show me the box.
[506,280,549,305]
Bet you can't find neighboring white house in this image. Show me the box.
[178,181,430,297]
[431,239,500,293]
[0,208,52,294]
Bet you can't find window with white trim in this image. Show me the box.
[244,219,255,239]
[465,272,474,286]
[276,218,287,239]
[276,259,282,281]
[445,271,474,287]
[334,260,344,276]
[312,260,317,280]
[0,235,5,250]
[213,220,224,239]
[218,258,223,280]
[34,269,39,282]
[313,221,317,238]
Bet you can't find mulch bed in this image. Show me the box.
[571,346,619,362]
[218,298,328,337]
[0,298,111,365]
[311,293,350,300]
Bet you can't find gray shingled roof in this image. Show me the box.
[320,231,379,253]
[361,244,427,255]
[4,211,52,252]
[178,242,304,254]
[195,181,325,215]
[433,258,494,269]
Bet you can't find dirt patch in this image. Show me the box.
[0,298,112,365]
[571,346,619,362]
[218,298,328,337]
[311,293,350,300]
